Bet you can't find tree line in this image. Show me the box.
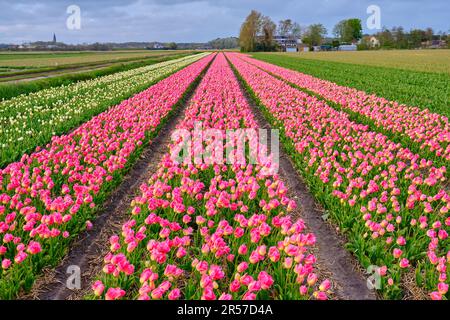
[208,37,239,49]
[239,9,448,52]
[360,27,448,49]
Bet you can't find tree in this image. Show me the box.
[377,27,395,48]
[333,19,362,43]
[333,20,346,40]
[409,29,426,48]
[392,26,407,49]
[303,24,327,46]
[291,22,303,39]
[208,37,239,49]
[260,16,277,51]
[332,39,340,48]
[346,19,363,42]
[239,10,262,52]
[278,19,293,37]
[166,42,177,50]
[425,27,434,41]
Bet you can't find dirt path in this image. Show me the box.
[0,61,131,83]
[231,61,377,300]
[1,65,110,83]
[0,54,182,83]
[22,66,205,301]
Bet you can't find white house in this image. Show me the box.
[369,36,380,48]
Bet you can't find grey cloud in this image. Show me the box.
[0,0,448,44]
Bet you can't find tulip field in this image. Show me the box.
[226,53,449,300]
[90,53,328,301]
[0,50,448,301]
[0,53,213,298]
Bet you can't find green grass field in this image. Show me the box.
[273,49,450,74]
[252,50,450,117]
[0,50,185,68]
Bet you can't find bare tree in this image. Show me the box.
[303,24,327,46]
[291,22,303,39]
[278,19,293,37]
[239,10,262,52]
[260,15,277,50]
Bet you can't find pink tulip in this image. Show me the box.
[307,273,318,286]
[437,282,448,295]
[1,259,11,269]
[313,291,328,300]
[396,237,406,246]
[14,251,28,264]
[242,291,256,300]
[319,279,331,292]
[105,287,125,300]
[378,266,388,276]
[86,221,93,230]
[393,248,403,259]
[151,288,165,300]
[430,291,442,300]
[258,271,274,290]
[248,281,262,292]
[299,285,308,295]
[92,280,105,297]
[283,257,293,269]
[27,241,42,255]
[237,262,248,273]
[168,288,181,300]
[230,279,241,293]
[218,293,232,300]
[238,244,247,255]
[201,287,216,300]
[399,258,410,268]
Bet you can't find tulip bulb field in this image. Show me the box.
[0,51,449,302]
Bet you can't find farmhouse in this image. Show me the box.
[273,35,301,52]
[369,36,380,48]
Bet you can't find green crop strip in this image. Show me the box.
[251,53,450,118]
[243,58,450,176]
[0,53,195,100]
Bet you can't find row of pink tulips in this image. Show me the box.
[92,53,329,300]
[0,54,214,299]
[227,53,449,300]
[238,55,450,163]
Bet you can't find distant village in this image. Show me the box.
[0,34,239,51]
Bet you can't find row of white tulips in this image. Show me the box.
[0,53,210,167]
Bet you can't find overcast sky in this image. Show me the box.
[0,0,448,44]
